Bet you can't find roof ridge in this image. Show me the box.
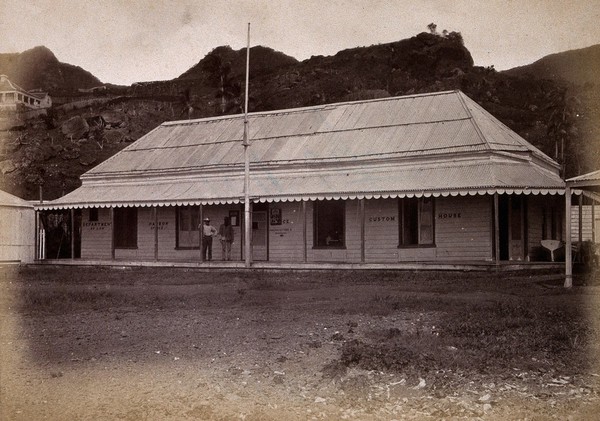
[455,91,492,150]
[567,169,600,182]
[129,117,474,151]
[161,90,461,127]
[459,91,558,166]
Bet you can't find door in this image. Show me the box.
[498,196,509,260]
[499,196,525,261]
[509,196,525,260]
[251,211,268,261]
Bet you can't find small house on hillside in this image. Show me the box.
[0,74,52,111]
[37,90,566,267]
[0,190,35,263]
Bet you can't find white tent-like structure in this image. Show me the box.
[0,189,35,263]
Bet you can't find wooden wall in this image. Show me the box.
[268,201,305,262]
[570,205,598,242]
[77,195,567,264]
[434,195,493,262]
[364,198,400,262]
[363,196,493,262]
[81,205,244,261]
[81,208,112,260]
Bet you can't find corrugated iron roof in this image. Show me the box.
[39,157,565,209]
[567,170,600,183]
[86,90,557,177]
[41,90,565,209]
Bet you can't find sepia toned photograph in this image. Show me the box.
[1,1,599,419]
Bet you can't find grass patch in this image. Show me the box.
[333,297,591,379]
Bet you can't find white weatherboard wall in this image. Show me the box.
[434,196,493,262]
[364,196,493,263]
[76,195,567,264]
[571,205,599,242]
[81,208,112,260]
[268,201,305,262]
[0,205,35,263]
[81,206,245,262]
[364,198,400,262]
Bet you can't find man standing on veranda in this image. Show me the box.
[200,217,217,261]
[218,216,234,260]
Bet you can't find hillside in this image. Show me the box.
[503,44,600,86]
[0,46,102,94]
[1,32,598,201]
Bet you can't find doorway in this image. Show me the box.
[498,196,526,261]
[251,203,269,261]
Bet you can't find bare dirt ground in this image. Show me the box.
[1,265,599,420]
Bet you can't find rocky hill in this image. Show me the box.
[1,31,598,201]
[178,45,299,81]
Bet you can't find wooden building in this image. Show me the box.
[565,170,600,286]
[0,190,35,263]
[37,91,566,267]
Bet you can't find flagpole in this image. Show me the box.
[243,23,251,268]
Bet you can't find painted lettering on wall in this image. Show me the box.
[438,213,461,219]
[368,216,396,222]
[272,227,293,237]
[149,221,169,230]
[83,222,111,230]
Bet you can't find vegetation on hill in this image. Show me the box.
[0,28,598,200]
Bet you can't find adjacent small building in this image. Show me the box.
[0,74,52,111]
[37,90,566,267]
[0,190,35,263]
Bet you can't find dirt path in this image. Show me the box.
[1,266,599,420]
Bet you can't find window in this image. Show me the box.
[114,207,137,248]
[177,206,200,248]
[314,200,345,248]
[229,210,240,226]
[89,208,99,222]
[399,197,434,246]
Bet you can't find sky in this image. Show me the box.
[2,0,600,86]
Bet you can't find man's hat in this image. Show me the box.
[203,217,210,222]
